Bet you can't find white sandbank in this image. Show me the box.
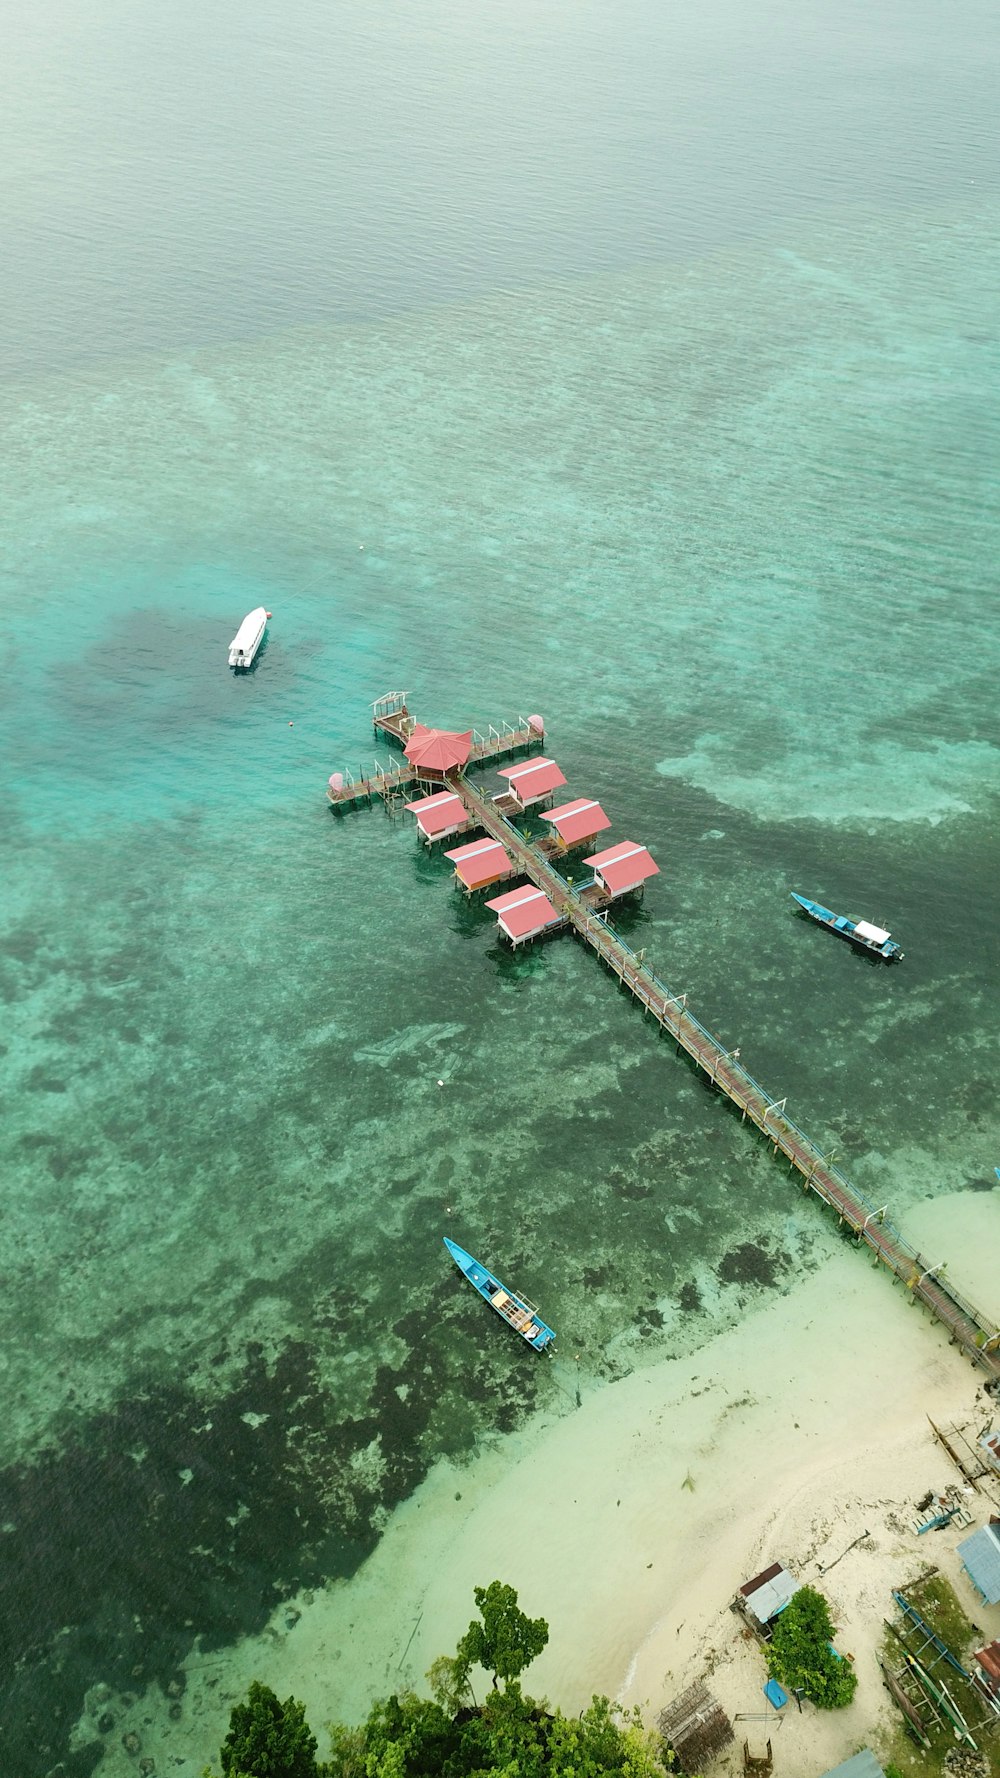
[84,1196,1000,1777]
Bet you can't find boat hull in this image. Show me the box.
[444,1237,555,1351]
[790,893,903,962]
[228,606,269,669]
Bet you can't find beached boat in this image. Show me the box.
[228,606,271,669]
[443,1237,555,1351]
[790,892,904,962]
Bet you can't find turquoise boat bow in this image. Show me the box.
[791,892,904,962]
[444,1237,555,1351]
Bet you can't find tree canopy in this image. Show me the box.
[767,1585,858,1709]
[454,1579,550,1691]
[219,1679,319,1778]
[207,1582,670,1778]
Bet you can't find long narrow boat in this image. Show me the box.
[443,1237,555,1351]
[791,892,904,962]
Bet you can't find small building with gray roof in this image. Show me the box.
[958,1520,1000,1606]
[820,1753,885,1778]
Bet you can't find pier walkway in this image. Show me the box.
[451,773,1000,1380]
[326,701,1000,1379]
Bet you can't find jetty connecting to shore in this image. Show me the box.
[328,695,1000,1379]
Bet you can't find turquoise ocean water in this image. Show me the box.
[2,2,999,1770]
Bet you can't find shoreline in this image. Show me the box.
[80,1202,1000,1777]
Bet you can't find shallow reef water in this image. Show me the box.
[2,23,1000,1770]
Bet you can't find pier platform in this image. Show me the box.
[327,693,544,811]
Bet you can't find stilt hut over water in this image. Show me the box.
[584,840,660,898]
[497,756,566,809]
[404,790,469,843]
[540,797,611,851]
[657,1680,733,1775]
[402,725,472,778]
[485,884,563,946]
[445,836,513,892]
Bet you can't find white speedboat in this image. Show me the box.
[228,607,271,669]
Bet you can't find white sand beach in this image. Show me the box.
[83,1192,1000,1778]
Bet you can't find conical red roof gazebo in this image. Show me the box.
[403,724,473,774]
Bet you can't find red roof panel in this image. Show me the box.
[583,840,659,895]
[975,1640,1000,1683]
[485,884,561,940]
[403,725,472,771]
[542,798,611,845]
[404,790,468,836]
[445,836,511,889]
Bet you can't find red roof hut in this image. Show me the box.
[584,840,660,898]
[404,790,470,842]
[497,756,566,809]
[485,884,563,946]
[541,798,611,851]
[445,836,513,892]
[403,725,472,776]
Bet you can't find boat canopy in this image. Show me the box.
[230,607,267,653]
[854,920,890,944]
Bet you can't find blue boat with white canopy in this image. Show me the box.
[791,893,904,962]
[444,1237,555,1351]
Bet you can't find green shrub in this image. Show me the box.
[767,1586,858,1709]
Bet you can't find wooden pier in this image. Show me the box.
[328,705,1000,1379]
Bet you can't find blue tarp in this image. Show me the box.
[763,1679,788,1709]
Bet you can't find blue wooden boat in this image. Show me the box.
[443,1237,555,1351]
[791,893,904,962]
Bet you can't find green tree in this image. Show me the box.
[767,1586,858,1709]
[455,1581,549,1691]
[543,1699,670,1778]
[454,1681,546,1778]
[360,1690,454,1778]
[219,1679,319,1778]
[426,1653,474,1714]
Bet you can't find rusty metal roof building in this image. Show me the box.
[974,1637,1000,1695]
[738,1561,801,1626]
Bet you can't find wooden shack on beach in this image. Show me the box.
[657,1680,733,1774]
